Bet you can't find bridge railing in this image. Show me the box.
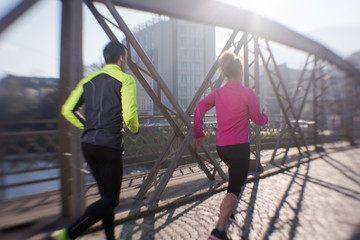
[0,113,355,200]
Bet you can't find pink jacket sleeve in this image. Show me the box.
[248,90,268,126]
[193,91,216,139]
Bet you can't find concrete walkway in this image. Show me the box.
[1,141,359,239]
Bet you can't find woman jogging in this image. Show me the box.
[193,51,268,240]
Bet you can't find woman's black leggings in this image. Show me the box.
[67,143,123,240]
[216,143,250,197]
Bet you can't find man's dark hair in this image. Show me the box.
[103,41,127,64]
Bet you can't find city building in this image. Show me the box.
[0,74,58,100]
[126,18,216,115]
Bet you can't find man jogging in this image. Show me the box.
[53,41,139,240]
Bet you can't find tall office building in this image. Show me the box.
[128,18,216,115]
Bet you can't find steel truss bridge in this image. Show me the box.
[1,0,359,219]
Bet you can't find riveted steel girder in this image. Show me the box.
[89,0,229,202]
[0,0,358,209]
[0,0,39,35]
[58,0,86,219]
[104,0,360,81]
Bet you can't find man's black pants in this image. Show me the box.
[68,143,123,240]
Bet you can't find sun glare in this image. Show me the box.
[218,0,300,26]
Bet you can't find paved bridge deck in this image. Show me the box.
[1,141,359,240]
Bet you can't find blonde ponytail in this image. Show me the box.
[219,51,243,79]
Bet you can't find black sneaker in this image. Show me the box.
[209,228,229,240]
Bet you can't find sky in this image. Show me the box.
[0,0,359,79]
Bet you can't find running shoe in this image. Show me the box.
[51,228,72,240]
[209,228,229,240]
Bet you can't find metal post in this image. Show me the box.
[243,33,249,88]
[244,34,256,171]
[0,123,4,199]
[344,77,356,145]
[313,59,320,150]
[317,62,326,151]
[254,37,262,171]
[312,58,326,151]
[58,0,85,219]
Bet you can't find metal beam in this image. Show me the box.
[84,0,117,41]
[259,41,310,162]
[103,0,191,128]
[3,0,357,80]
[281,56,315,162]
[89,0,227,202]
[313,59,325,151]
[134,31,244,201]
[104,0,360,80]
[58,0,85,219]
[253,37,262,171]
[0,0,39,35]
